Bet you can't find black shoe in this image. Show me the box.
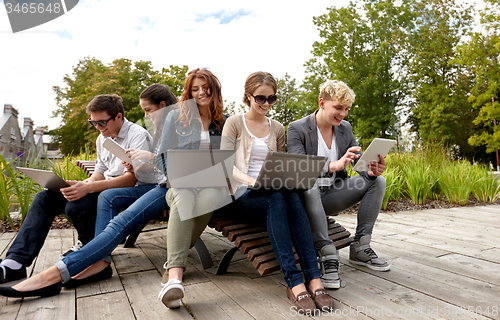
[0,261,27,284]
[62,264,113,288]
[0,281,62,298]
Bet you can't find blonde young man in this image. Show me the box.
[287,80,390,289]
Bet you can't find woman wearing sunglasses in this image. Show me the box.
[220,72,335,314]
[0,84,176,298]
[155,68,228,309]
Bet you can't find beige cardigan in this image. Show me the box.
[221,114,285,188]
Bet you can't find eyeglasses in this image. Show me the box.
[251,94,277,105]
[88,114,116,127]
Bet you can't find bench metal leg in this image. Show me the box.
[205,246,239,275]
[194,237,214,270]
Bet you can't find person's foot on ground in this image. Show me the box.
[349,235,390,271]
[318,244,341,289]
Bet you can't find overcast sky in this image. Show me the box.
[0,0,352,130]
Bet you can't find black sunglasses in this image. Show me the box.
[88,114,116,127]
[251,94,277,105]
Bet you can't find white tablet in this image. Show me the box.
[352,138,396,172]
[103,138,132,164]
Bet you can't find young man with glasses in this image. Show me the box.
[287,80,389,290]
[0,94,153,284]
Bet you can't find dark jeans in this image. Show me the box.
[233,189,321,288]
[6,190,100,267]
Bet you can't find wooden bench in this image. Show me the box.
[206,212,352,275]
[76,160,353,276]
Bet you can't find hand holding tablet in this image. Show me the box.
[102,138,132,165]
[352,138,396,172]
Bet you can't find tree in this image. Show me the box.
[302,0,413,146]
[405,0,478,159]
[458,0,500,157]
[267,73,300,129]
[52,57,188,155]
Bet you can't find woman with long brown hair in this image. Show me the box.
[155,68,228,308]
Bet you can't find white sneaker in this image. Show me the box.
[158,279,184,309]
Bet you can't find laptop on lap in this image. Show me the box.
[17,167,70,191]
[250,152,328,190]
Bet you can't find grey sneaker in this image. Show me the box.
[318,244,340,289]
[62,240,83,257]
[349,235,390,271]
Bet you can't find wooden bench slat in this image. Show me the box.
[228,226,267,242]
[234,231,269,247]
[222,223,255,237]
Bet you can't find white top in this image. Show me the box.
[95,118,153,185]
[242,114,271,179]
[316,126,337,187]
[199,130,211,150]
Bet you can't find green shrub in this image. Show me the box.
[439,161,475,205]
[470,164,500,203]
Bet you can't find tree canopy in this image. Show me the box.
[301,0,413,146]
[52,57,187,155]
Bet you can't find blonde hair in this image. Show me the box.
[319,80,355,106]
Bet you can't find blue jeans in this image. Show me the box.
[95,184,156,236]
[233,189,321,288]
[55,186,169,283]
[6,190,99,266]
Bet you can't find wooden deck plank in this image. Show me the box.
[77,290,135,320]
[338,252,499,318]
[111,245,156,274]
[120,270,193,320]
[137,232,211,286]
[184,281,254,320]
[193,270,294,320]
[368,236,500,286]
[0,232,15,257]
[16,290,75,320]
[75,262,123,299]
[332,264,490,320]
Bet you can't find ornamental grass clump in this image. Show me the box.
[470,164,500,203]
[438,161,475,205]
[402,160,433,205]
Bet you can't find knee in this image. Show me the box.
[97,190,116,207]
[269,191,286,204]
[32,189,51,204]
[374,175,386,190]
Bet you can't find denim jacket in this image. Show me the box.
[155,108,227,176]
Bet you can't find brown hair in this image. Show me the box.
[319,80,356,106]
[243,71,278,107]
[86,94,125,117]
[178,68,224,129]
[139,84,177,107]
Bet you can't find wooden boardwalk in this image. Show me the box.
[1,205,499,319]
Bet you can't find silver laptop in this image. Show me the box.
[166,149,234,188]
[251,152,328,190]
[17,167,70,191]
